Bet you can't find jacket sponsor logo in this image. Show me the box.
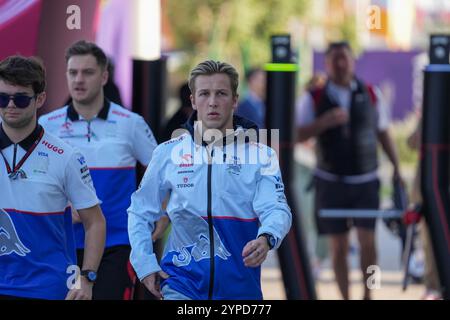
[81,171,93,184]
[60,122,74,135]
[77,156,86,166]
[166,215,231,267]
[275,183,283,190]
[144,128,153,139]
[112,110,130,118]
[277,194,287,203]
[61,122,72,130]
[33,152,49,174]
[177,170,194,174]
[0,209,30,257]
[179,154,193,168]
[177,177,194,188]
[48,113,65,121]
[164,135,184,146]
[41,140,65,154]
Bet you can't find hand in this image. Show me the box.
[319,107,349,130]
[152,216,170,241]
[65,276,93,300]
[242,237,270,268]
[393,169,405,188]
[141,271,169,300]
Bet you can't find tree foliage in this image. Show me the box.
[165,0,309,75]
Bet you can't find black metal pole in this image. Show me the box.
[131,57,167,299]
[265,35,316,300]
[132,58,167,143]
[421,34,450,300]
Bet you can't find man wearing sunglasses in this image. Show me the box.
[39,41,166,300]
[0,55,106,300]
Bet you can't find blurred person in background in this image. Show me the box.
[236,67,266,129]
[296,41,403,300]
[39,40,167,300]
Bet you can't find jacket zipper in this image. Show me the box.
[207,147,215,300]
[87,121,91,142]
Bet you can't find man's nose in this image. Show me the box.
[7,97,16,108]
[74,73,84,82]
[208,95,218,107]
[336,58,348,70]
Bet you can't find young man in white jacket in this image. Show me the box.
[128,60,292,300]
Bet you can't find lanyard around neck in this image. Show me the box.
[0,128,44,179]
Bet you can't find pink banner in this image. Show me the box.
[0,0,42,60]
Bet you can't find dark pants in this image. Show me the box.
[77,245,136,300]
[314,177,380,235]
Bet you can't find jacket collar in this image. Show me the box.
[67,98,111,121]
[0,123,43,150]
[182,110,259,148]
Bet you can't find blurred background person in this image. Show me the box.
[296,41,403,300]
[39,40,163,300]
[162,82,192,142]
[236,67,266,129]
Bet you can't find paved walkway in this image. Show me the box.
[261,265,423,300]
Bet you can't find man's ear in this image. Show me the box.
[190,94,197,110]
[101,70,109,86]
[232,94,239,111]
[35,92,47,110]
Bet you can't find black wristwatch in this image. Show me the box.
[259,233,276,250]
[80,270,97,283]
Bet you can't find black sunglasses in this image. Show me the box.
[0,93,37,109]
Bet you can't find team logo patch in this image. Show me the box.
[8,170,27,180]
[226,156,242,176]
[167,215,231,267]
[0,209,31,257]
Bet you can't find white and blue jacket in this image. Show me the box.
[128,114,292,300]
[39,100,157,249]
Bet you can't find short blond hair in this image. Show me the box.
[188,60,239,97]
